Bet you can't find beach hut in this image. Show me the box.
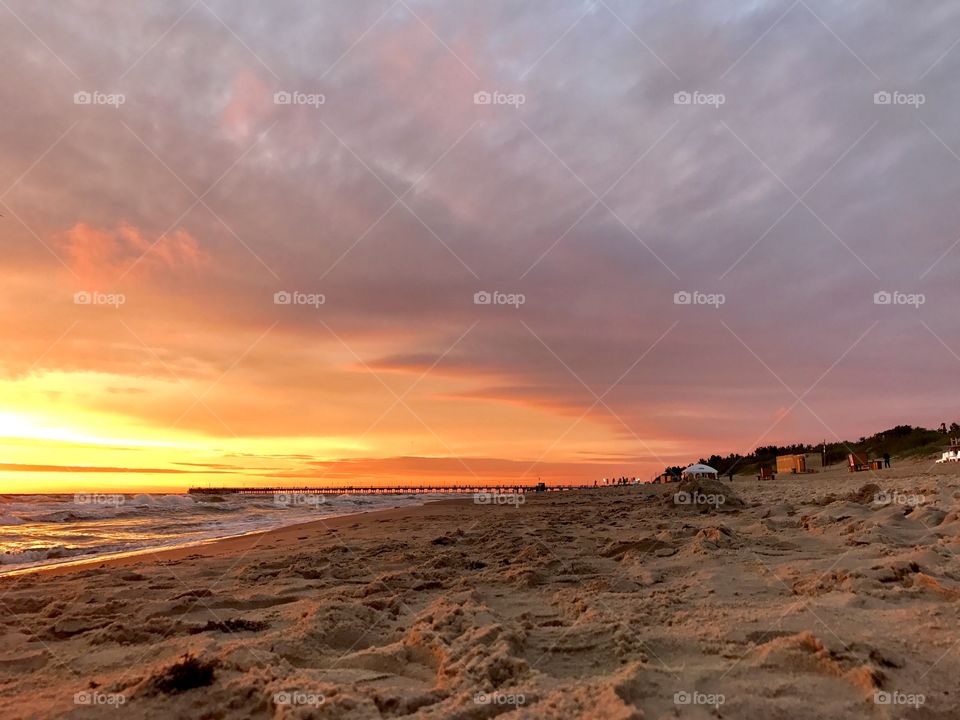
[757,465,775,481]
[847,453,869,472]
[681,463,719,480]
[776,453,823,474]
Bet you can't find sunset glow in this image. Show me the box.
[2,1,958,493]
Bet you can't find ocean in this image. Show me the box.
[0,491,442,574]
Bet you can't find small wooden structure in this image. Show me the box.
[847,453,869,472]
[757,465,776,481]
[777,454,804,474]
[776,453,823,474]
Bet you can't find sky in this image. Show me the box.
[2,0,959,492]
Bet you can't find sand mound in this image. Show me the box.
[665,478,744,513]
[690,525,741,552]
[530,682,644,720]
[847,483,881,504]
[792,569,858,596]
[141,655,217,697]
[907,505,947,527]
[748,631,882,692]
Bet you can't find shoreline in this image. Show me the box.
[8,498,463,578]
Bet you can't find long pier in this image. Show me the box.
[188,484,594,496]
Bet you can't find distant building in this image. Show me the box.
[776,453,823,474]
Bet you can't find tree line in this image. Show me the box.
[661,422,959,479]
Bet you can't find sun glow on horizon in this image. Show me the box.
[0,411,198,449]
[0,354,663,493]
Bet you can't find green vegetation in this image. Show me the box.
[662,422,960,479]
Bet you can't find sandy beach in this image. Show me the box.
[6,1,960,717]
[3,460,960,719]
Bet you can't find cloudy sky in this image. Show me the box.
[2,0,959,491]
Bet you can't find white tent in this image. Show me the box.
[681,463,719,480]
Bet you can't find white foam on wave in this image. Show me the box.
[0,492,435,574]
[0,545,95,565]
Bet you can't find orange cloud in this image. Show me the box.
[59,222,207,285]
